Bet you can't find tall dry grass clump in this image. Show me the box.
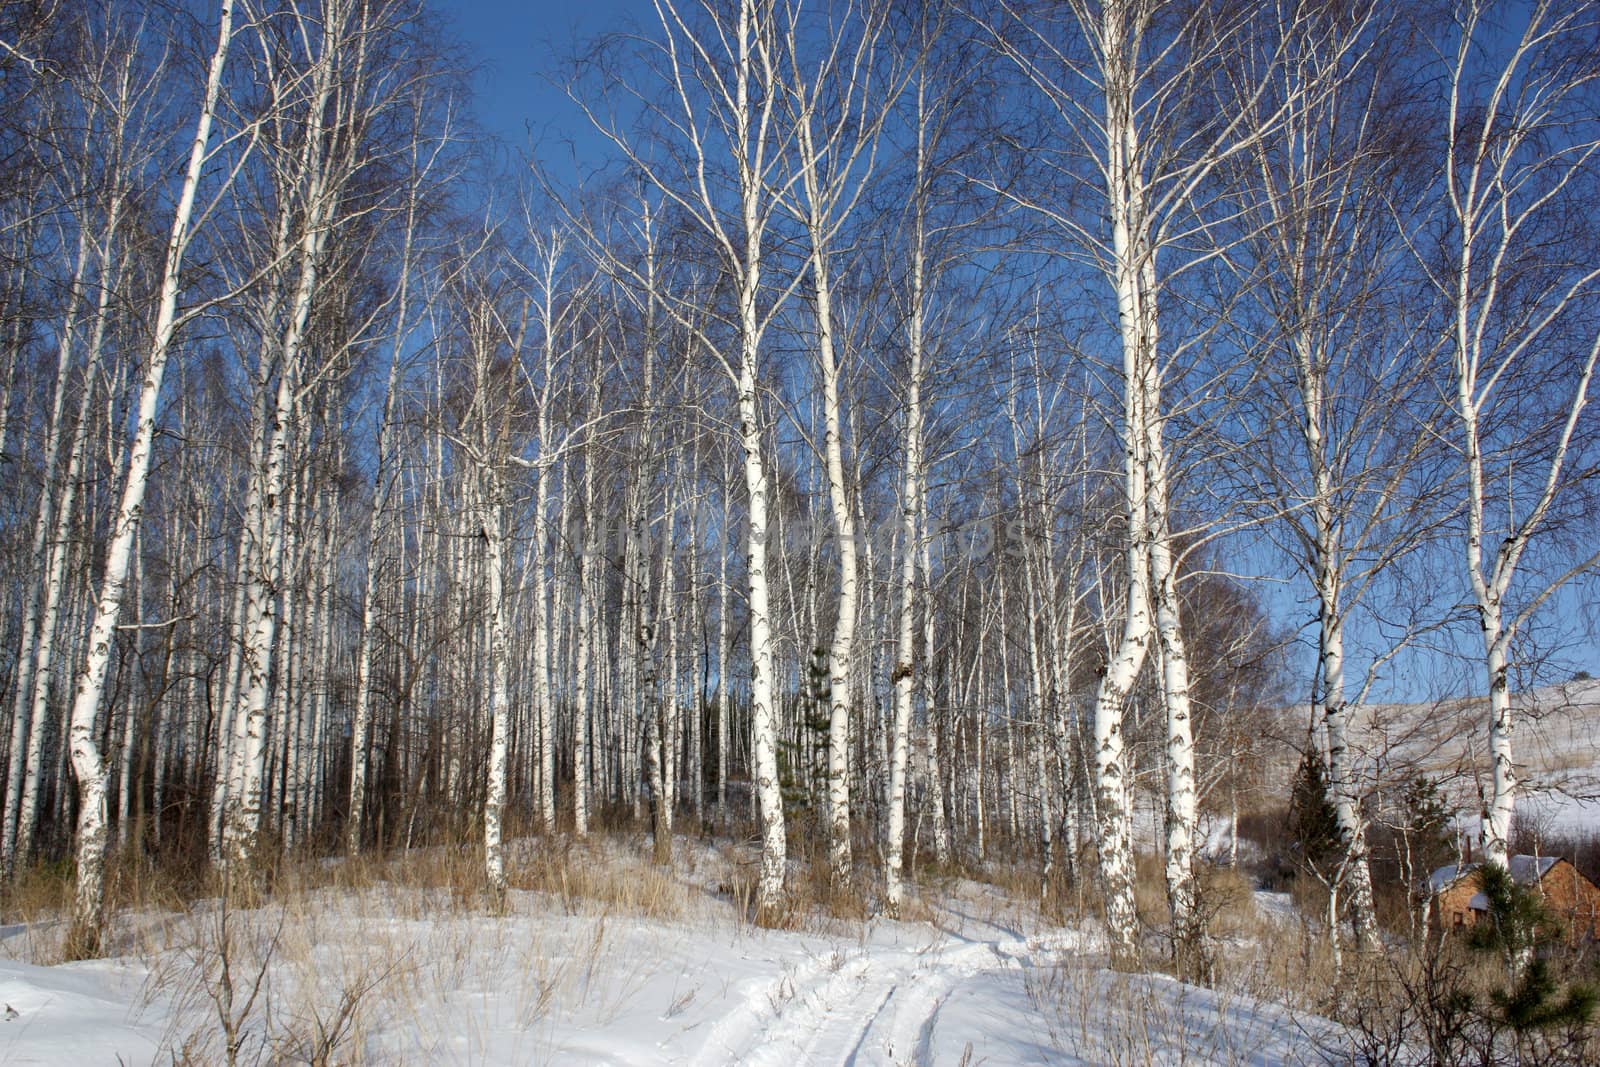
[513,836,686,919]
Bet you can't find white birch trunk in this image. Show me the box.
[1146,436,1203,969]
[11,223,119,873]
[210,222,288,864]
[919,520,949,866]
[573,411,600,839]
[641,570,670,863]
[346,209,415,851]
[3,230,92,875]
[481,473,512,898]
[225,28,339,865]
[306,496,336,839]
[886,76,931,915]
[1318,599,1377,943]
[660,493,679,833]
[631,0,789,913]
[1090,0,1161,972]
[1093,212,1153,976]
[1442,2,1600,867]
[685,452,704,826]
[741,354,786,916]
[733,0,787,918]
[64,0,234,955]
[814,256,856,889]
[116,541,144,846]
[1026,581,1053,892]
[209,406,264,861]
[793,112,859,890]
[532,442,555,833]
[275,476,304,848]
[716,462,733,823]
[225,363,299,866]
[527,256,559,833]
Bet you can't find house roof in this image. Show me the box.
[1429,864,1470,892]
[1508,854,1560,884]
[1428,854,1561,895]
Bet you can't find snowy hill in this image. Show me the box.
[1263,680,1600,837]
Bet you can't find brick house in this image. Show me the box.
[1429,855,1600,942]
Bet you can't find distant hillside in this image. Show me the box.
[1260,681,1600,840]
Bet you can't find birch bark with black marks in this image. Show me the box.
[1437,0,1600,869]
[63,0,236,957]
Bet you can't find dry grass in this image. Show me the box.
[698,810,886,931]
[0,828,697,967]
[789,849,873,924]
[319,840,490,914]
[710,852,869,933]
[1133,852,1171,930]
[1,845,212,963]
[0,856,74,925]
[1198,864,1260,943]
[24,825,1527,1066]
[974,857,1043,900]
[512,836,687,919]
[1222,905,1346,1016]
[1128,853,1256,930]
[1023,945,1334,1066]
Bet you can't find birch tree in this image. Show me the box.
[219,0,434,866]
[347,91,457,853]
[2,13,156,874]
[63,0,238,958]
[1433,0,1600,870]
[220,0,350,867]
[504,219,599,836]
[883,4,990,911]
[988,0,1312,973]
[1221,0,1443,954]
[448,250,526,898]
[578,0,804,917]
[775,0,896,892]
[883,74,929,913]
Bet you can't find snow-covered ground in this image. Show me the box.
[0,951,159,1062]
[18,682,1600,1065]
[0,841,1346,1065]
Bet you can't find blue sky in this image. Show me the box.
[443,0,643,179]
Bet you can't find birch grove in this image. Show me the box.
[0,0,1596,974]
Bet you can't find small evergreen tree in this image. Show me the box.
[1468,862,1597,1038]
[1288,747,1343,877]
[1402,776,1453,858]
[1395,865,1599,1065]
[778,647,831,817]
[1401,774,1458,881]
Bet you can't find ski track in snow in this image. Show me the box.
[691,928,1084,1067]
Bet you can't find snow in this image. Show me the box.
[0,846,1348,1065]
[1508,854,1561,882]
[0,955,160,1063]
[1023,968,1340,1066]
[1252,890,1297,924]
[1429,864,1468,892]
